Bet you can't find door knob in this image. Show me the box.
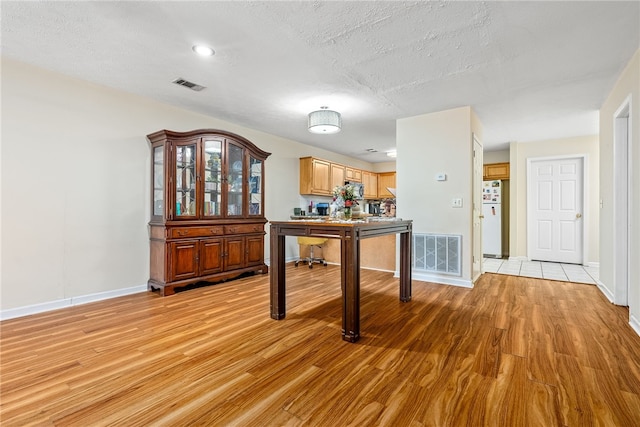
[576,213,582,219]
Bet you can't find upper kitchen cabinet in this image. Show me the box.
[330,163,346,190]
[300,157,332,195]
[377,172,396,198]
[147,129,271,296]
[362,171,378,199]
[300,156,396,199]
[299,157,347,196]
[483,162,510,180]
[346,167,362,182]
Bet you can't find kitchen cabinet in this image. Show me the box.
[362,171,378,199]
[330,163,346,191]
[346,167,362,182]
[483,162,510,180]
[377,172,396,198]
[147,129,271,296]
[299,157,332,195]
[299,156,396,199]
[299,157,347,195]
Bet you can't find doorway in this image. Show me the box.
[613,96,631,306]
[527,156,586,264]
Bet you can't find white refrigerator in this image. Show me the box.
[482,180,502,257]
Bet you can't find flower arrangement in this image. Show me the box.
[332,184,359,209]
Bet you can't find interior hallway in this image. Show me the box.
[483,258,599,285]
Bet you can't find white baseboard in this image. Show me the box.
[630,314,640,338]
[411,271,473,288]
[508,256,529,261]
[363,265,395,274]
[0,284,147,321]
[596,280,615,303]
[586,262,600,268]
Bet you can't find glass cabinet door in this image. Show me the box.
[249,156,263,216]
[204,139,223,217]
[153,146,164,217]
[227,142,244,216]
[175,143,197,217]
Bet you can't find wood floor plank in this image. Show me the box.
[524,380,564,426]
[485,353,528,426]
[1,269,640,426]
[554,353,595,426]
[527,331,558,386]
[502,316,527,357]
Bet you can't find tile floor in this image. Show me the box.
[483,258,599,285]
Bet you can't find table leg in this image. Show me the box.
[399,230,412,302]
[341,234,360,342]
[270,227,286,320]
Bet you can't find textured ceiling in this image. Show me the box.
[2,1,639,163]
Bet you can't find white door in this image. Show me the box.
[472,135,483,281]
[528,157,584,264]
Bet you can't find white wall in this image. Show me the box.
[371,161,396,173]
[508,135,599,264]
[0,58,372,314]
[397,106,481,287]
[483,149,509,164]
[599,48,640,333]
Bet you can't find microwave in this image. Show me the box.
[345,182,365,200]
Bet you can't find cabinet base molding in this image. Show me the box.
[148,264,269,296]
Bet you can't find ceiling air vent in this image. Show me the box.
[172,78,206,92]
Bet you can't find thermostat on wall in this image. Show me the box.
[436,173,447,181]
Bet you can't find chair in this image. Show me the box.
[295,237,328,268]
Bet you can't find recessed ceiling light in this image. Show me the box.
[192,45,215,57]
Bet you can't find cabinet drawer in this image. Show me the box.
[224,223,264,235]
[170,226,224,239]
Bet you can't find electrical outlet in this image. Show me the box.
[452,198,463,208]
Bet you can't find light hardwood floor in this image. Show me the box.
[1,266,640,426]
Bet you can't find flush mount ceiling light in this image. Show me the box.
[308,106,342,134]
[192,44,215,57]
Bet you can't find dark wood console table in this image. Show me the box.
[269,219,412,342]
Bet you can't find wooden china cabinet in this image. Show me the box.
[147,129,271,296]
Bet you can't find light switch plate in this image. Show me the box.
[452,198,463,208]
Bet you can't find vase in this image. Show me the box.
[344,207,352,219]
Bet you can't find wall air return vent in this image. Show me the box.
[172,78,206,92]
[413,233,461,276]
